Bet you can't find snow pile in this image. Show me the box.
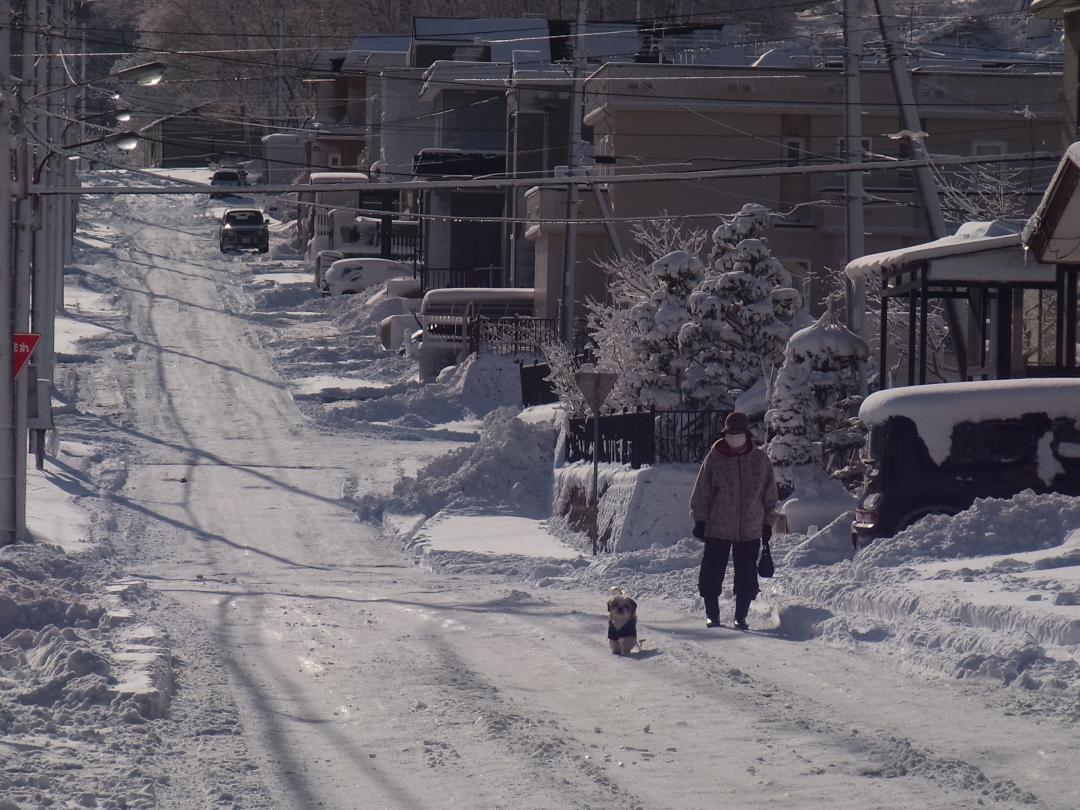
[331,353,522,430]
[777,466,857,534]
[359,406,559,519]
[439,354,524,415]
[1,544,175,808]
[783,511,857,566]
[857,490,1080,568]
[550,463,697,553]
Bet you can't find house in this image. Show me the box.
[843,142,1080,390]
[140,104,263,168]
[1032,0,1080,147]
[524,60,1064,323]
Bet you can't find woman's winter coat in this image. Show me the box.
[689,441,778,541]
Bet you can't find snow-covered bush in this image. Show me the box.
[767,294,868,493]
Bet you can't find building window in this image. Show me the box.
[836,136,873,161]
[783,137,805,166]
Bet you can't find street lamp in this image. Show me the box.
[26,60,166,101]
[34,130,141,182]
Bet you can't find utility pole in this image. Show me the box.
[0,0,17,545]
[874,0,967,379]
[13,0,40,534]
[31,0,57,462]
[843,0,866,345]
[560,0,587,347]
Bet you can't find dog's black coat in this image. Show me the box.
[607,616,638,641]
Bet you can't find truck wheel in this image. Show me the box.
[258,246,268,253]
[896,504,960,534]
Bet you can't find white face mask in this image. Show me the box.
[725,432,747,448]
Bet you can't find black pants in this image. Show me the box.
[698,539,760,619]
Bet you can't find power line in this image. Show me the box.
[36,149,1061,196]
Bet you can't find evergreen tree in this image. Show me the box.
[766,294,868,489]
[678,204,802,408]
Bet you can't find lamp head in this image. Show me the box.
[107,131,141,151]
[109,61,166,87]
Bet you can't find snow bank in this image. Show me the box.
[331,353,523,430]
[550,463,697,553]
[358,406,559,519]
[777,465,856,534]
[857,489,1080,568]
[1,544,175,807]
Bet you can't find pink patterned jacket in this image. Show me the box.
[689,441,778,542]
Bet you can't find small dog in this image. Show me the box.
[607,587,638,655]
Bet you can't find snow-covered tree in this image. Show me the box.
[626,251,706,409]
[677,204,802,407]
[766,294,868,489]
[587,219,708,410]
[584,205,802,412]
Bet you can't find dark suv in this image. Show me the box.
[219,209,269,253]
[853,379,1080,546]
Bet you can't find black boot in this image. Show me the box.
[733,595,752,630]
[704,594,720,628]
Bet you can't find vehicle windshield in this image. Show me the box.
[225,211,261,224]
[213,172,239,183]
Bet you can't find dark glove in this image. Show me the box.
[761,524,773,543]
[692,520,706,540]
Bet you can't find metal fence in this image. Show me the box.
[416,266,503,295]
[468,316,559,359]
[519,362,559,407]
[565,407,731,469]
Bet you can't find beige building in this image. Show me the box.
[525,63,1064,319]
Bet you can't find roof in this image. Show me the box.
[413,18,553,63]
[421,287,535,310]
[844,221,1045,283]
[1023,142,1080,263]
[308,171,370,183]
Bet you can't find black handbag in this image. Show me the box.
[757,540,775,578]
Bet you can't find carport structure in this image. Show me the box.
[846,219,1080,389]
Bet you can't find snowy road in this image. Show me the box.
[82,181,1080,809]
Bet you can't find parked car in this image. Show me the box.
[313,250,345,294]
[852,378,1080,546]
[209,168,244,199]
[219,208,269,253]
[323,258,413,297]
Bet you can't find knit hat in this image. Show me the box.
[723,411,751,435]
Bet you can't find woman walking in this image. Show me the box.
[690,411,778,629]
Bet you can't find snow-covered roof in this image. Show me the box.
[421,287,535,313]
[1023,142,1080,264]
[787,311,868,359]
[859,378,1080,465]
[413,17,553,63]
[845,220,1053,284]
[308,171,370,183]
[420,60,510,99]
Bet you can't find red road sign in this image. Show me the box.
[13,333,41,378]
